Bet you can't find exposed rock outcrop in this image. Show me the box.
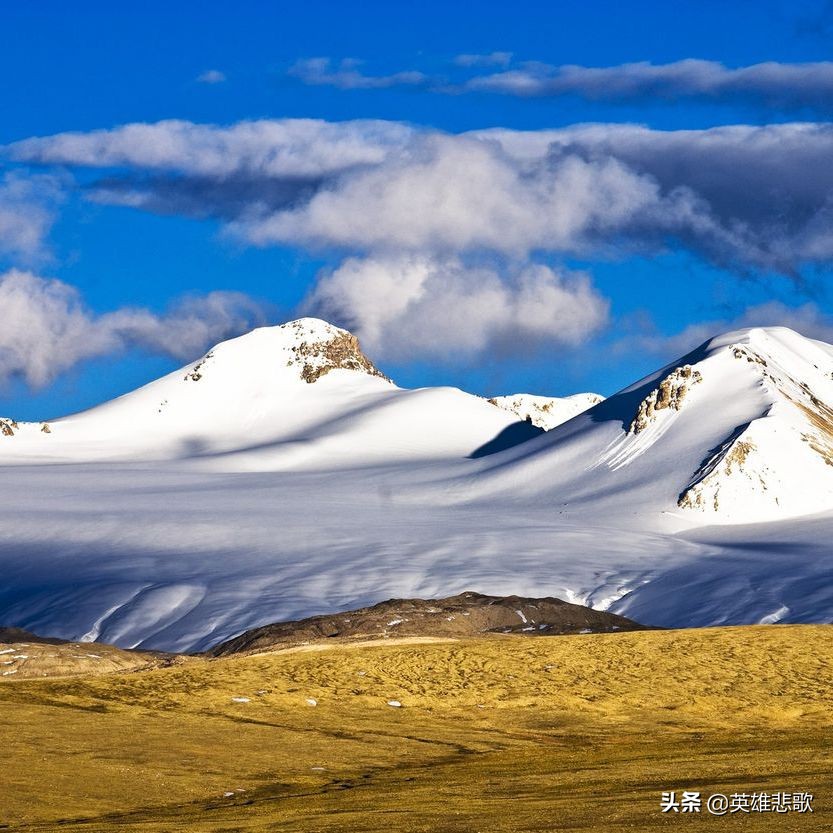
[629,366,702,434]
[291,329,388,384]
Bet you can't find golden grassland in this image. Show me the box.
[1,626,832,831]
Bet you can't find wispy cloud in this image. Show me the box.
[288,58,429,90]
[0,171,65,264]
[286,54,833,111]
[466,59,833,108]
[7,118,412,177]
[453,51,512,68]
[0,270,269,388]
[196,69,226,84]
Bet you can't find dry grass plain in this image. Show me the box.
[1,626,832,831]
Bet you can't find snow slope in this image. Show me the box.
[465,327,833,526]
[487,392,604,430]
[1,323,833,651]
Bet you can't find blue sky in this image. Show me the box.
[3,0,833,419]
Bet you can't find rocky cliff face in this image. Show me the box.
[628,366,702,434]
[287,325,388,384]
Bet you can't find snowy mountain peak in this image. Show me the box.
[473,325,833,525]
[667,327,833,516]
[183,317,389,387]
[624,326,833,519]
[0,316,526,467]
[706,324,818,352]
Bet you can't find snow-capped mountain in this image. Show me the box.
[0,318,528,467]
[487,392,604,430]
[468,327,833,525]
[1,321,833,652]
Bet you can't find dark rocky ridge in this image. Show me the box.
[0,626,66,645]
[208,591,648,656]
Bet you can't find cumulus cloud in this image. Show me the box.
[228,122,833,274]
[0,270,268,388]
[196,69,226,84]
[500,121,833,272]
[10,117,833,366]
[288,58,429,90]
[11,118,833,275]
[304,254,608,361]
[233,132,670,256]
[466,59,833,108]
[0,171,64,263]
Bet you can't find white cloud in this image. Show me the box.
[462,59,833,108]
[304,254,608,361]
[282,51,833,111]
[288,58,429,90]
[0,171,64,263]
[283,55,833,109]
[232,132,666,255]
[10,117,833,371]
[196,69,226,84]
[7,118,413,179]
[478,121,833,271]
[13,117,833,274]
[284,55,833,109]
[0,270,268,388]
